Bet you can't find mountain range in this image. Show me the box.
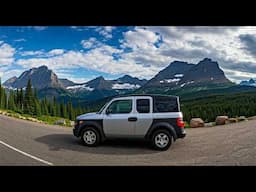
[240,79,256,87]
[141,58,231,90]
[3,58,253,105]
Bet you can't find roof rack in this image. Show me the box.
[112,94,178,98]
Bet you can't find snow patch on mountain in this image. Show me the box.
[112,83,141,89]
[180,81,194,87]
[66,84,94,91]
[160,78,181,83]
[174,74,184,78]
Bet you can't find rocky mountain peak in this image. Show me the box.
[179,58,231,85]
[249,78,255,84]
[3,76,18,87]
[3,65,63,89]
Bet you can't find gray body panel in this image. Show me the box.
[135,114,153,136]
[103,113,135,136]
[133,96,153,136]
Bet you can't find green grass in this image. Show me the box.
[184,121,190,128]
[37,115,72,126]
[0,109,72,127]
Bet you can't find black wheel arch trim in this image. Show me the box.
[145,122,177,141]
[78,120,106,141]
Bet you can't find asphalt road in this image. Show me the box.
[0,114,256,165]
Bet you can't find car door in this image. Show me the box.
[103,98,135,137]
[134,97,153,137]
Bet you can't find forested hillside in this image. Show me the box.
[0,78,90,121]
[181,92,256,122]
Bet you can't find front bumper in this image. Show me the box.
[73,126,80,137]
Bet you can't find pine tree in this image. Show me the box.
[8,90,16,111]
[34,101,41,116]
[1,89,6,109]
[0,78,2,109]
[20,88,24,111]
[41,97,49,116]
[67,100,74,120]
[60,101,67,118]
[0,77,7,110]
[52,96,57,116]
[23,79,35,115]
[33,89,41,116]
[56,103,61,117]
[15,89,19,107]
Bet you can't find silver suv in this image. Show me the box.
[73,94,186,151]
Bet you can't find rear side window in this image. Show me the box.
[136,99,150,113]
[153,96,179,112]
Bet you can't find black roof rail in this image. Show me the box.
[112,94,179,99]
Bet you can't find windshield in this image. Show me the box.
[97,101,110,114]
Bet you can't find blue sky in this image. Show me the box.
[1,26,256,83]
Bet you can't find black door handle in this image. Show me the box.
[128,117,137,121]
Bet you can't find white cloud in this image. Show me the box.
[16,41,159,79]
[33,26,48,31]
[99,30,112,39]
[96,26,116,39]
[60,76,92,84]
[0,42,15,65]
[223,68,256,83]
[48,49,65,56]
[0,69,25,82]
[70,26,96,31]
[118,27,172,70]
[81,38,100,49]
[104,26,115,32]
[122,27,160,50]
[20,50,44,56]
[20,49,65,57]
[14,38,26,42]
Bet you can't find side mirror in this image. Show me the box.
[106,108,111,115]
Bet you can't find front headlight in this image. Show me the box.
[75,120,84,126]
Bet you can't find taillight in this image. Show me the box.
[177,117,185,128]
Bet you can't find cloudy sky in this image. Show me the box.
[0,26,256,83]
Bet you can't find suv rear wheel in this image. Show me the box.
[81,127,100,147]
[151,129,172,151]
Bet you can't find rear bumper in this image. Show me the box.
[178,128,186,138]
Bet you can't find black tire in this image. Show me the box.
[81,127,100,147]
[151,129,172,151]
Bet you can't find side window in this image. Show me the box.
[154,97,179,112]
[136,99,150,113]
[106,100,132,114]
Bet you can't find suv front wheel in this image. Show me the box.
[81,127,100,147]
[151,129,172,151]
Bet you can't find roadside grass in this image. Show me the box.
[184,121,190,128]
[0,109,72,127]
[37,115,72,127]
